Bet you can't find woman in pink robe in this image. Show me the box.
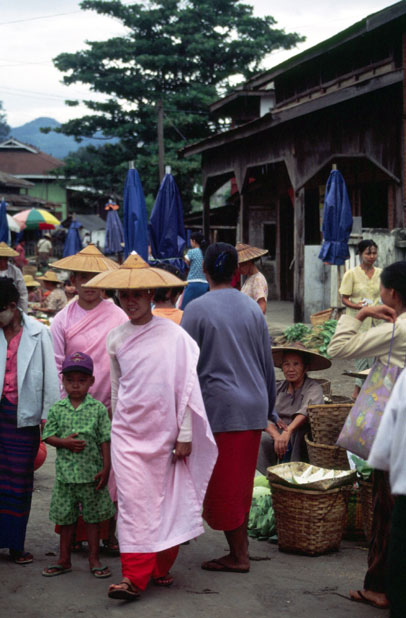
[83,254,217,602]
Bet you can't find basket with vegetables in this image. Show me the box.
[280,319,337,358]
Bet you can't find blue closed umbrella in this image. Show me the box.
[123,169,148,260]
[105,209,124,255]
[0,199,9,243]
[149,174,186,261]
[318,169,353,265]
[63,220,83,257]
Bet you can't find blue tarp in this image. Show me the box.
[63,220,82,257]
[149,174,186,261]
[0,199,9,244]
[105,209,124,255]
[318,170,353,265]
[123,169,148,260]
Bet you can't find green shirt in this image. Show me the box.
[42,394,111,484]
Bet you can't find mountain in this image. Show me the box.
[8,117,115,160]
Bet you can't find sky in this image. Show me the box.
[0,0,400,128]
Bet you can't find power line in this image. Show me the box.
[0,11,81,26]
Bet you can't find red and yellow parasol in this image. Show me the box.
[13,208,60,230]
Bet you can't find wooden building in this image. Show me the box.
[182,2,406,321]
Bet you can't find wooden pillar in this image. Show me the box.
[293,187,305,323]
[239,193,249,244]
[203,194,210,242]
[402,33,406,225]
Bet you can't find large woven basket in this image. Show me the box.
[307,403,353,444]
[305,434,350,470]
[310,308,333,327]
[359,480,373,541]
[343,488,365,540]
[269,482,350,555]
[313,378,331,396]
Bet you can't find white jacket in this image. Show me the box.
[0,313,60,427]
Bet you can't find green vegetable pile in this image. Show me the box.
[282,319,337,357]
[348,454,373,481]
[248,476,276,541]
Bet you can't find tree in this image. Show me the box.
[54,0,304,207]
[0,102,10,140]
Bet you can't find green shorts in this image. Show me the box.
[49,480,115,526]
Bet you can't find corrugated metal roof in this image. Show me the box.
[0,170,34,188]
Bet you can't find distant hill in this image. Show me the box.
[8,117,116,160]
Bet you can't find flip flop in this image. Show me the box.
[10,551,33,565]
[153,573,174,587]
[108,581,141,601]
[42,564,72,577]
[201,559,249,573]
[350,590,389,609]
[91,565,111,579]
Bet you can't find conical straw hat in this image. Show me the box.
[83,252,188,290]
[0,242,19,257]
[51,244,119,273]
[23,274,40,288]
[272,342,331,371]
[36,270,61,283]
[236,243,268,263]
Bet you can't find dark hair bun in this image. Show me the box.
[204,243,238,283]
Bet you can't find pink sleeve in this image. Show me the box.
[50,310,67,385]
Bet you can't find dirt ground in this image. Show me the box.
[0,302,385,617]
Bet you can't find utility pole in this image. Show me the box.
[157,100,165,182]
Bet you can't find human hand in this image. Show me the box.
[276,419,288,431]
[94,468,109,490]
[172,441,192,463]
[274,431,290,459]
[357,304,397,323]
[63,433,87,452]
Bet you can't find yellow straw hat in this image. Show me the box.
[236,243,268,264]
[36,270,61,284]
[23,274,40,288]
[0,242,19,257]
[83,252,188,290]
[51,244,119,273]
[272,342,331,371]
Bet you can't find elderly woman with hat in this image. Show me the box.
[0,242,28,313]
[81,252,217,601]
[37,270,67,314]
[257,343,330,474]
[236,243,268,314]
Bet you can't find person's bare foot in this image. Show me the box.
[201,553,250,573]
[350,589,389,608]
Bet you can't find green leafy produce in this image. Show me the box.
[349,454,373,481]
[284,323,311,342]
[254,475,270,489]
[248,484,275,540]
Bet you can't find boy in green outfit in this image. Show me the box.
[42,351,115,578]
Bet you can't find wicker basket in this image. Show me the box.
[327,395,354,404]
[359,480,373,541]
[270,482,350,555]
[305,434,350,470]
[307,403,352,444]
[313,378,331,396]
[310,308,333,327]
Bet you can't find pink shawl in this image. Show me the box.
[109,317,217,553]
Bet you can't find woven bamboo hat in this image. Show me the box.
[0,242,19,257]
[51,244,119,273]
[23,274,40,288]
[83,252,188,290]
[36,270,61,284]
[272,342,331,371]
[236,243,268,263]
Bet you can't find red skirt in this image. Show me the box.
[203,430,261,531]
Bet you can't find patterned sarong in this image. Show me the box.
[0,397,39,551]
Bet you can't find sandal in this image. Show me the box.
[90,565,111,579]
[153,573,174,587]
[108,580,141,601]
[102,540,120,556]
[42,564,72,577]
[9,550,33,565]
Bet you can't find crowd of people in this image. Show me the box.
[1,235,406,616]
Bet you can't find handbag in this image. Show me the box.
[336,324,404,459]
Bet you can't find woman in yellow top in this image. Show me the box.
[339,239,381,400]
